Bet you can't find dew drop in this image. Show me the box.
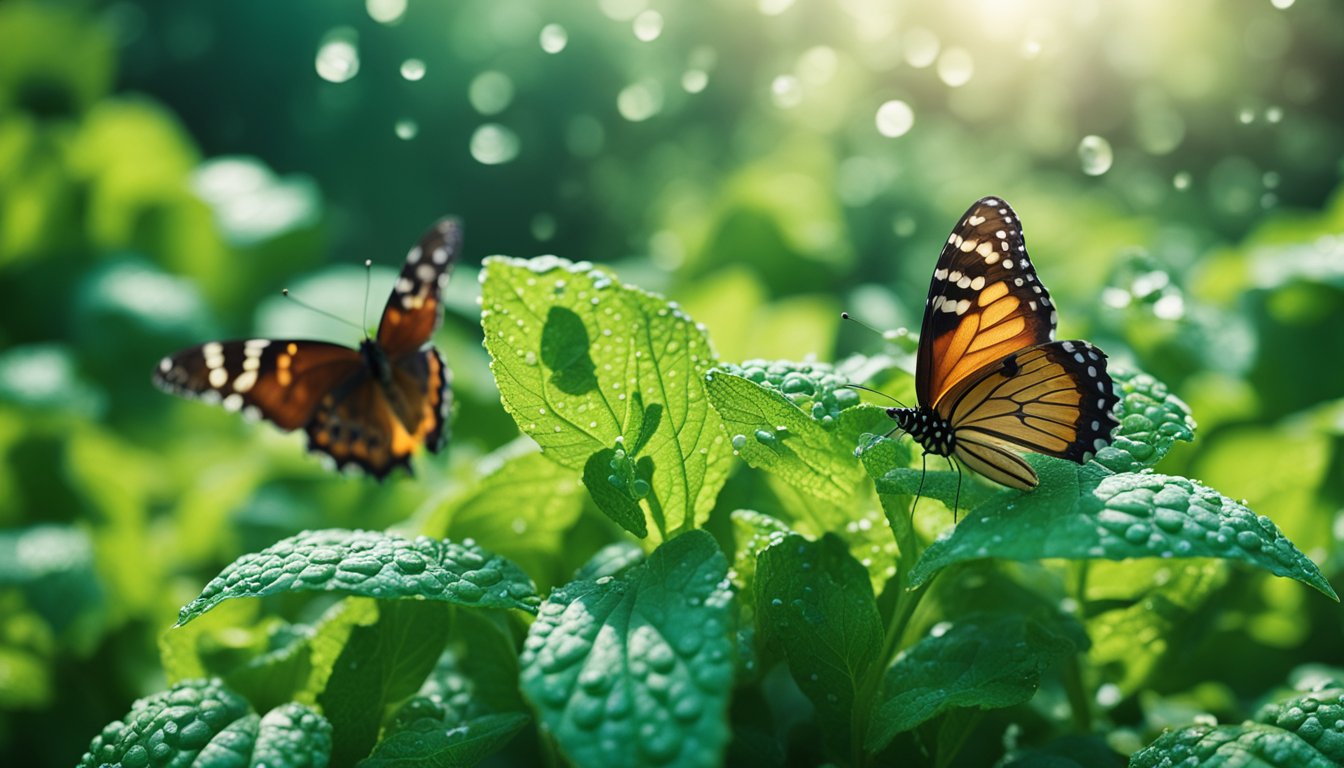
[1078,135,1114,176]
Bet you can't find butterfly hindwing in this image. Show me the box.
[153,340,364,430]
[303,347,449,478]
[946,340,1120,489]
[917,196,1058,410]
[377,217,461,357]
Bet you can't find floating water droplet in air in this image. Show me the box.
[394,119,418,140]
[540,23,568,53]
[875,100,914,138]
[315,29,360,83]
[1077,135,1114,176]
[400,58,425,81]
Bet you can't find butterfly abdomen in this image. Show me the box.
[888,406,956,457]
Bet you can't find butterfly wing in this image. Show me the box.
[376,217,462,357]
[304,347,449,478]
[944,340,1120,489]
[153,339,364,430]
[916,196,1057,411]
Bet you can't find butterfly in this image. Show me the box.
[153,218,461,479]
[885,197,1120,492]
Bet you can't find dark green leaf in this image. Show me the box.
[866,612,1082,752]
[252,703,335,768]
[1254,686,1344,764]
[755,533,882,748]
[176,529,539,626]
[572,541,645,582]
[319,600,454,766]
[520,530,735,768]
[1091,367,1197,474]
[908,462,1337,600]
[360,711,530,768]
[582,447,649,537]
[1129,723,1337,768]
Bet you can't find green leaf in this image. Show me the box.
[572,541,645,582]
[582,446,649,537]
[1129,723,1337,768]
[319,600,454,766]
[361,710,530,768]
[1000,734,1126,768]
[729,509,793,679]
[427,445,586,583]
[908,461,1337,600]
[755,533,882,749]
[1091,367,1197,474]
[78,678,332,768]
[175,529,539,626]
[865,612,1083,753]
[706,369,869,503]
[1254,686,1344,764]
[520,530,735,768]
[481,256,732,539]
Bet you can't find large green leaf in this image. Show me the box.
[175,529,539,626]
[1254,686,1344,764]
[78,679,331,768]
[755,533,882,749]
[1130,723,1337,768]
[481,256,731,539]
[865,612,1083,753]
[907,460,1336,599]
[519,530,735,768]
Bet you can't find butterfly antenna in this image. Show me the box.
[361,259,374,340]
[840,383,909,409]
[281,289,365,333]
[910,451,928,524]
[841,311,887,337]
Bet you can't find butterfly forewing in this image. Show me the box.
[377,217,461,356]
[917,196,1058,410]
[945,340,1121,489]
[153,340,365,430]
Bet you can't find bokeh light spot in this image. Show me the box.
[1078,135,1114,176]
[903,28,940,68]
[682,69,709,93]
[633,10,663,42]
[365,0,406,24]
[759,0,796,16]
[471,124,520,165]
[315,29,359,83]
[936,47,974,87]
[770,75,802,108]
[540,23,568,53]
[1173,172,1192,190]
[470,71,515,115]
[400,58,425,81]
[395,119,418,140]
[617,80,664,121]
[875,100,914,138]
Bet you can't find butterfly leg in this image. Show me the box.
[910,451,928,525]
[945,455,963,523]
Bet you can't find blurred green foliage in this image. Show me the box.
[1,0,1343,764]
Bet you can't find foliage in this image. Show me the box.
[3,1,1344,767]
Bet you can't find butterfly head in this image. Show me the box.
[886,405,956,457]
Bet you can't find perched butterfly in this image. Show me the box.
[153,218,460,479]
[885,197,1119,491]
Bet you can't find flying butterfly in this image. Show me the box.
[153,218,461,479]
[883,197,1120,493]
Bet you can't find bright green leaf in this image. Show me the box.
[908,461,1337,600]
[520,530,735,768]
[1129,723,1336,768]
[175,529,539,626]
[481,256,732,539]
[866,612,1083,753]
[755,533,882,749]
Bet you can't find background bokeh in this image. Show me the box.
[1,0,1342,764]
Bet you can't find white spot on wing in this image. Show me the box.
[208,367,229,389]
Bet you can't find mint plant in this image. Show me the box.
[79,256,1337,767]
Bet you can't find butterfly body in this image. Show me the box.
[890,197,1120,491]
[154,218,461,479]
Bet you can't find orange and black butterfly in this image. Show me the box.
[887,197,1119,490]
[153,218,460,479]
